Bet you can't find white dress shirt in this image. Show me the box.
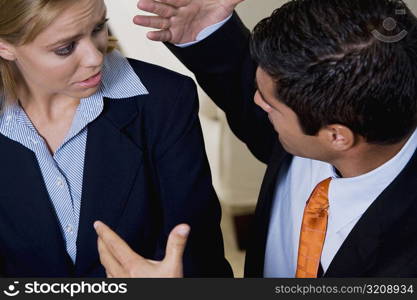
[176,15,232,47]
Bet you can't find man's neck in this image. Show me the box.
[331,134,413,178]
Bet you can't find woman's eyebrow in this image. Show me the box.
[46,9,107,48]
[47,33,83,48]
[99,9,108,22]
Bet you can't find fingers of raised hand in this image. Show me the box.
[133,15,171,30]
[146,30,173,42]
[147,0,191,8]
[137,0,177,18]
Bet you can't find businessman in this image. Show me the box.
[97,0,417,277]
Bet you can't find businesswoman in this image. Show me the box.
[0,0,232,277]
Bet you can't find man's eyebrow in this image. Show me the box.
[47,10,107,48]
[254,78,276,109]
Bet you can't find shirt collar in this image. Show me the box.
[99,50,148,98]
[328,127,417,234]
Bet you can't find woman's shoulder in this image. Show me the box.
[124,58,199,120]
[120,59,200,153]
[127,58,195,93]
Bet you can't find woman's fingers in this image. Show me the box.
[97,237,127,277]
[94,221,145,268]
[164,224,190,269]
[95,221,188,278]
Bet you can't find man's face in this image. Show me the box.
[9,0,108,101]
[254,67,329,160]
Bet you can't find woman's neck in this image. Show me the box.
[18,87,80,122]
[17,87,81,154]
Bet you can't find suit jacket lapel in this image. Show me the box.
[74,97,145,275]
[0,135,73,274]
[244,142,290,277]
[325,147,417,277]
[324,203,380,277]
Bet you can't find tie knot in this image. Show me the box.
[306,177,331,211]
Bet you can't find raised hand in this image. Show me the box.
[94,221,190,278]
[133,0,245,44]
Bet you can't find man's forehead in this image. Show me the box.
[255,67,288,112]
[255,68,277,95]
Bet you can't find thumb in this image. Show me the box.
[164,224,190,266]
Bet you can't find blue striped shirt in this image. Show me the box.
[0,50,148,263]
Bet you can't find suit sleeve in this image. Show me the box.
[151,76,233,277]
[166,12,276,164]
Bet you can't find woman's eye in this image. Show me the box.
[93,19,109,34]
[54,42,76,56]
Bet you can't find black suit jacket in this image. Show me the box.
[0,59,232,277]
[167,13,417,277]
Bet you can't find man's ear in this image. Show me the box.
[318,124,355,151]
[0,40,16,61]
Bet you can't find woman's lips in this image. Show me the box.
[76,72,102,88]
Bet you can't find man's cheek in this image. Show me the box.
[270,118,281,133]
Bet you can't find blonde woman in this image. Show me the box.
[0,0,232,277]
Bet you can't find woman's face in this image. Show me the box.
[10,0,109,101]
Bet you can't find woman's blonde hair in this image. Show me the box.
[0,0,115,107]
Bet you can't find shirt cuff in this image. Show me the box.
[175,14,233,48]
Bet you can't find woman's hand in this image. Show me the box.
[94,221,190,278]
[133,0,245,44]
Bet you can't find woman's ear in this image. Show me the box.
[0,40,16,61]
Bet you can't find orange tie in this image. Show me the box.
[295,177,331,278]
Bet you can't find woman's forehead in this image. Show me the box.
[34,0,106,46]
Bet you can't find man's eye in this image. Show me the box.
[93,19,109,34]
[55,42,76,56]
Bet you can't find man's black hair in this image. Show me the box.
[251,0,417,144]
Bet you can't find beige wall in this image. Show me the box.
[406,0,417,12]
[235,0,288,29]
[103,0,287,73]
[105,0,417,68]
[237,0,417,29]
[104,0,188,75]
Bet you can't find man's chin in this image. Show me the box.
[278,138,310,159]
[278,138,294,155]
[278,136,289,151]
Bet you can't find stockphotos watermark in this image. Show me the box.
[2,280,128,298]
[371,9,408,43]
